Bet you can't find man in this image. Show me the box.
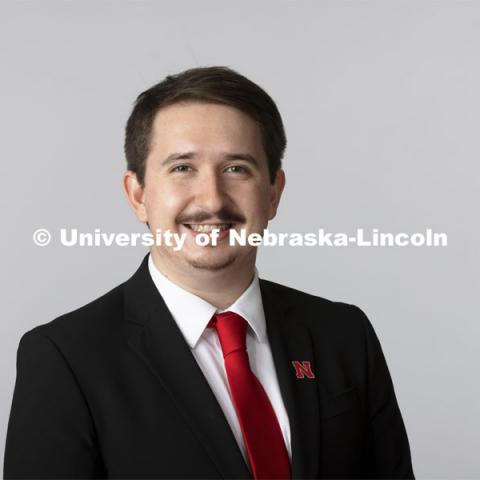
[4,66,414,479]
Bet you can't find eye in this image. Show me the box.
[225,165,249,174]
[171,165,192,173]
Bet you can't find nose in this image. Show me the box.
[193,168,228,214]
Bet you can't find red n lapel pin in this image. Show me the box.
[291,360,315,379]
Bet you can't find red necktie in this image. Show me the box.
[208,311,291,480]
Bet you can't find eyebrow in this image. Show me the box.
[160,152,260,168]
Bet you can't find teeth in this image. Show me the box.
[189,224,231,233]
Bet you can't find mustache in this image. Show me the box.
[177,207,245,224]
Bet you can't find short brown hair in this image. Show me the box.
[124,66,286,185]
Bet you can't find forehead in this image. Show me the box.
[149,101,265,156]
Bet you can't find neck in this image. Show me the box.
[150,249,257,310]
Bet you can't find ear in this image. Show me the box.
[123,170,148,223]
[268,168,286,220]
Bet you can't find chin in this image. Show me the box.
[185,252,238,272]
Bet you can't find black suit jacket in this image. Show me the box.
[4,254,414,479]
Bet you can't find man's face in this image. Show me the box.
[126,101,285,274]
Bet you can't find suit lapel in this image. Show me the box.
[123,255,251,479]
[260,279,321,479]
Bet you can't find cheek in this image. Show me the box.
[244,189,272,222]
[145,185,186,221]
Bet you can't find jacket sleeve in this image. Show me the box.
[358,307,415,479]
[3,330,106,479]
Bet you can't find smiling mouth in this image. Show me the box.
[183,223,234,233]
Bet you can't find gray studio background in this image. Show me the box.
[1,1,479,478]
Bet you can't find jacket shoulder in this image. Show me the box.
[260,277,370,332]
[23,282,126,346]
[260,277,366,314]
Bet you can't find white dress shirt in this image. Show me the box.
[148,254,292,464]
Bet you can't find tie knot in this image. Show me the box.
[208,311,248,358]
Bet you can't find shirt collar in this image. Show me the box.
[147,254,266,348]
